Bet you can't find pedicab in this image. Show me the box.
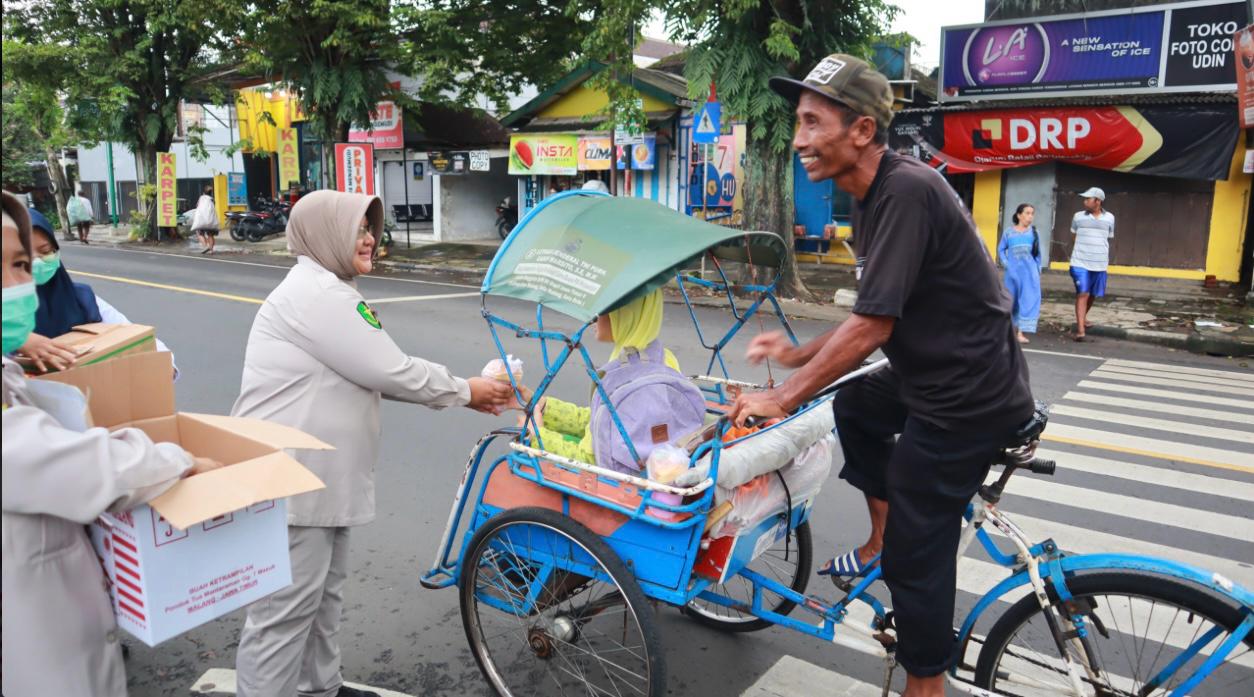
[420,191,1254,697]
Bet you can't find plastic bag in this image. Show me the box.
[480,355,523,415]
[646,443,689,521]
[709,433,836,538]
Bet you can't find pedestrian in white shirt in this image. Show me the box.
[231,190,511,697]
[1069,187,1115,342]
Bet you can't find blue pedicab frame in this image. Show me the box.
[421,191,1254,697]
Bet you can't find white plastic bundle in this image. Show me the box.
[709,433,836,538]
[674,403,836,489]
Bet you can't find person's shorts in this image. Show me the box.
[1070,267,1107,297]
[194,228,219,237]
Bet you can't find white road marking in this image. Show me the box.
[1020,347,1105,360]
[1036,448,1254,502]
[1104,358,1254,383]
[1001,475,1254,543]
[191,668,413,697]
[1095,363,1254,390]
[366,292,481,304]
[740,655,889,696]
[1056,392,1254,426]
[67,244,480,289]
[1045,423,1254,468]
[1050,404,1254,445]
[1075,380,1254,410]
[1088,369,1254,397]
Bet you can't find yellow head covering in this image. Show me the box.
[607,289,680,372]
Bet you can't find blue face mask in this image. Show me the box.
[2,281,40,355]
[32,252,61,285]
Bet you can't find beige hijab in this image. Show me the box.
[286,190,383,280]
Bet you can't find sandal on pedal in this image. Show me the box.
[817,549,877,578]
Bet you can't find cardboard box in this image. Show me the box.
[21,322,155,373]
[39,351,329,645]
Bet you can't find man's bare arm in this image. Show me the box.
[775,313,894,410]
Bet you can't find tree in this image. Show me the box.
[2,40,100,240]
[5,0,246,240]
[241,1,407,188]
[1,86,44,191]
[396,1,592,114]
[668,0,899,300]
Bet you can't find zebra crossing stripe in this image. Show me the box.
[1035,448,1254,502]
[1076,380,1254,410]
[1104,358,1254,383]
[1044,424,1254,472]
[1088,369,1254,397]
[1001,476,1252,543]
[1050,404,1254,444]
[1095,363,1254,389]
[1057,392,1254,425]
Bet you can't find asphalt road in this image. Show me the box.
[49,242,1254,697]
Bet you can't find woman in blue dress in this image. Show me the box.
[998,203,1041,344]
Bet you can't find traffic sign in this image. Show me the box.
[693,102,721,144]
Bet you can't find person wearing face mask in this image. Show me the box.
[1,191,223,697]
[231,190,512,697]
[13,208,179,377]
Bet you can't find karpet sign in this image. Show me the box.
[156,152,178,228]
[276,128,300,188]
[940,0,1248,101]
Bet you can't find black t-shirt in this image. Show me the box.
[851,150,1033,431]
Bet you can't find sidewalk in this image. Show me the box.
[86,224,1253,357]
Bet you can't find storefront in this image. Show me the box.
[501,63,688,215]
[909,0,1252,282]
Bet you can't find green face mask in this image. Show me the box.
[2,281,40,355]
[32,252,61,285]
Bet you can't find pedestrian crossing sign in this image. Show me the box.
[693,102,721,144]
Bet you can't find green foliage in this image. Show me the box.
[243,1,402,144]
[1,86,44,188]
[669,0,899,154]
[395,1,590,115]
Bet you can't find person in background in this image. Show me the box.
[14,208,179,378]
[231,190,511,697]
[192,184,220,255]
[2,190,222,697]
[67,188,94,244]
[1069,187,1114,342]
[998,203,1041,344]
[581,178,610,194]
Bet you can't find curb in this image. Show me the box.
[1087,324,1253,357]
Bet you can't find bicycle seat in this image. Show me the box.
[1004,401,1049,450]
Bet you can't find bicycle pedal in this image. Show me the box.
[829,575,857,593]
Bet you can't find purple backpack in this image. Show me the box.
[590,341,706,475]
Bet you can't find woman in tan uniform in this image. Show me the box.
[232,190,510,697]
[1,191,221,697]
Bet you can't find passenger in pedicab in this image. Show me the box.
[509,288,705,476]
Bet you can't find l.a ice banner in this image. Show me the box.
[156,152,178,227]
[941,0,1248,101]
[335,143,375,195]
[277,128,300,188]
[889,104,1239,180]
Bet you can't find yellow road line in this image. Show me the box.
[73,271,263,305]
[1042,434,1254,475]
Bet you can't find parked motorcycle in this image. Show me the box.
[495,195,518,239]
[235,197,292,242]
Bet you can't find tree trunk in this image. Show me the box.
[43,145,73,241]
[742,134,813,302]
[137,143,159,241]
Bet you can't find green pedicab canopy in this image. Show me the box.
[482,193,788,323]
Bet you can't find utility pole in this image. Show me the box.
[106,142,119,227]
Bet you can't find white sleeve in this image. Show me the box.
[287,286,471,408]
[93,295,179,379]
[2,405,193,522]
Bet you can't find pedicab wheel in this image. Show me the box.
[973,572,1254,696]
[682,521,812,633]
[459,507,666,697]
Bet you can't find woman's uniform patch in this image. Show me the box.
[356,301,382,329]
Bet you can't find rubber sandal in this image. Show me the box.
[817,549,877,578]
